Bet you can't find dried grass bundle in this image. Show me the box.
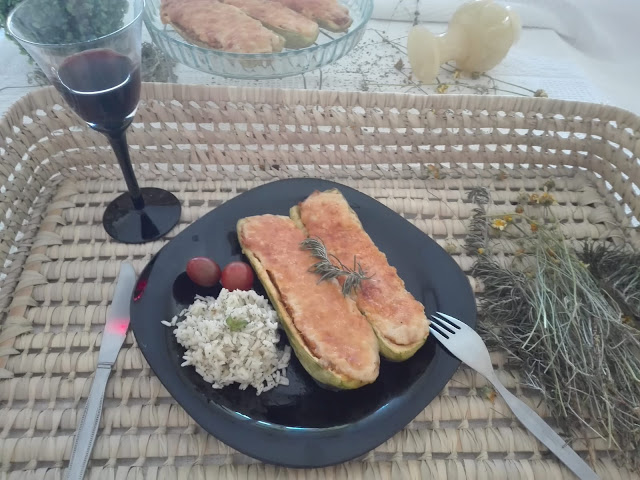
[466,186,640,464]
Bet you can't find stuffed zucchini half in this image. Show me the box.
[237,215,379,389]
[291,189,430,361]
[223,0,319,49]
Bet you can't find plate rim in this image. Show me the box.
[130,178,476,467]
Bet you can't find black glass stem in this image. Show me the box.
[106,128,145,210]
[101,125,181,244]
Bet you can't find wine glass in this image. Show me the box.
[7,0,181,244]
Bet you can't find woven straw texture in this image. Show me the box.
[1,84,639,479]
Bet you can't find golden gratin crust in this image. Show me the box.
[271,0,352,32]
[237,214,380,388]
[161,0,285,53]
[293,190,430,361]
[223,0,319,49]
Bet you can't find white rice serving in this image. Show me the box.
[162,288,291,395]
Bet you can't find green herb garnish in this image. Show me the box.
[226,317,248,332]
[300,237,371,296]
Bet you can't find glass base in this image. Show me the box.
[103,187,181,244]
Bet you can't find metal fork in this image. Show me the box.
[430,312,600,480]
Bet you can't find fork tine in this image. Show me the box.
[435,311,465,329]
[430,320,453,337]
[430,315,457,335]
[428,324,449,343]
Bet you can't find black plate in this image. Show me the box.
[130,178,476,468]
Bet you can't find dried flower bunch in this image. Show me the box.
[466,183,640,464]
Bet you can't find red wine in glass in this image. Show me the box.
[57,49,141,132]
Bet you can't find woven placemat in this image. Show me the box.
[1,85,639,479]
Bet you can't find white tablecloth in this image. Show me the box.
[1,0,639,116]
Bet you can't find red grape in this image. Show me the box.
[186,257,221,287]
[221,261,254,291]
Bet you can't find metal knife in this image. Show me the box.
[67,262,137,480]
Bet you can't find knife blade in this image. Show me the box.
[97,262,136,367]
[67,262,137,480]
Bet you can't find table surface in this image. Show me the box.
[1,13,639,117]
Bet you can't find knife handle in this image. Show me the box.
[67,364,111,480]
[488,373,600,480]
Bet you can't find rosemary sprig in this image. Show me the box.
[300,237,371,296]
